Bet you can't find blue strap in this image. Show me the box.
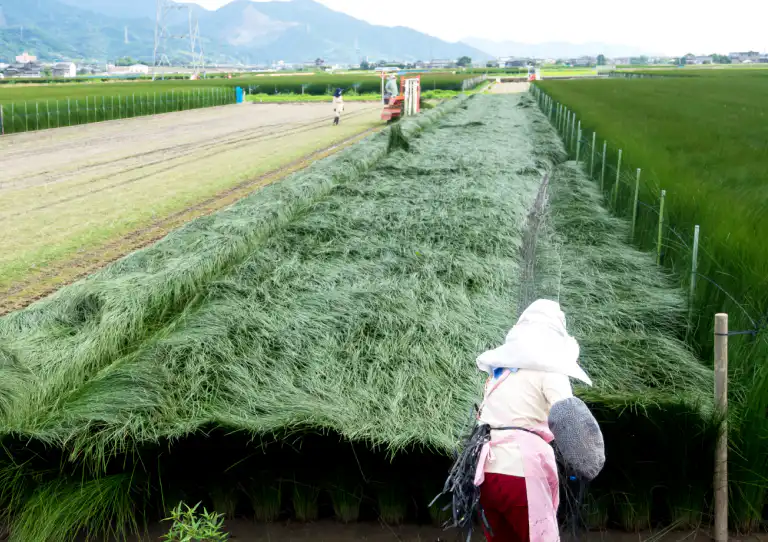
[492,367,518,379]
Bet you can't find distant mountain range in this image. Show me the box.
[462,37,656,59]
[0,0,490,64]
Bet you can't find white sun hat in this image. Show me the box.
[476,299,592,386]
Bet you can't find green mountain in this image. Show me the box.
[0,0,154,63]
[0,0,489,64]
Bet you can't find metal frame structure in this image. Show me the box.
[153,0,205,80]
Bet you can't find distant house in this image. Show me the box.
[570,56,595,67]
[729,51,761,63]
[504,59,529,68]
[427,59,455,69]
[691,55,713,65]
[15,51,37,63]
[2,62,42,78]
[52,62,77,77]
[107,63,149,75]
[759,54,768,64]
[612,57,631,65]
[128,64,149,74]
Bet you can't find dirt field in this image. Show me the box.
[0,101,382,313]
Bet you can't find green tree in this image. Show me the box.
[597,54,606,66]
[115,56,137,66]
[360,60,371,70]
[456,56,472,67]
[711,54,731,64]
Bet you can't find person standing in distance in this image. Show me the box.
[333,88,344,125]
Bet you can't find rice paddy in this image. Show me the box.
[0,89,724,540]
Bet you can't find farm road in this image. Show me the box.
[490,82,531,93]
[0,102,381,314]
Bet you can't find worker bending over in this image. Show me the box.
[474,299,604,542]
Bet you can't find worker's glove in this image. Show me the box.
[548,397,605,481]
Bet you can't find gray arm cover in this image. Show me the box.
[548,397,605,481]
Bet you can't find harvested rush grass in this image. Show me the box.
[0,93,715,539]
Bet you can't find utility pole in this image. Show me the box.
[124,26,129,44]
[153,0,205,80]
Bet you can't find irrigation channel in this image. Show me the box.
[0,92,714,541]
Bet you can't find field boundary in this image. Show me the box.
[0,123,383,315]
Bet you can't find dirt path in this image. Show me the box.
[0,102,382,314]
[489,82,531,93]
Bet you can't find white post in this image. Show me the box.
[590,132,597,178]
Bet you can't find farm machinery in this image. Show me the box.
[380,73,422,122]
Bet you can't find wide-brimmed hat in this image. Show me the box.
[476,299,592,385]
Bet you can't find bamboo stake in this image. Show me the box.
[714,313,728,542]
[600,141,607,191]
[688,225,701,328]
[576,127,582,163]
[570,114,576,154]
[657,189,666,265]
[613,149,623,207]
[690,225,700,304]
[630,168,641,239]
[590,132,596,179]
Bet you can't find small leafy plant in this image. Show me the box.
[162,501,229,542]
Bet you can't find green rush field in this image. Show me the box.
[0,92,720,540]
[0,73,477,103]
[0,73,479,133]
[535,73,768,530]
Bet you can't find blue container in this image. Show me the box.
[235,86,244,104]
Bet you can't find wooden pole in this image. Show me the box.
[714,312,729,542]
[613,149,623,207]
[630,168,641,239]
[656,189,666,265]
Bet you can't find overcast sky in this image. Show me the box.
[190,0,767,55]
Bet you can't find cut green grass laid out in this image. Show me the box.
[0,94,716,539]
